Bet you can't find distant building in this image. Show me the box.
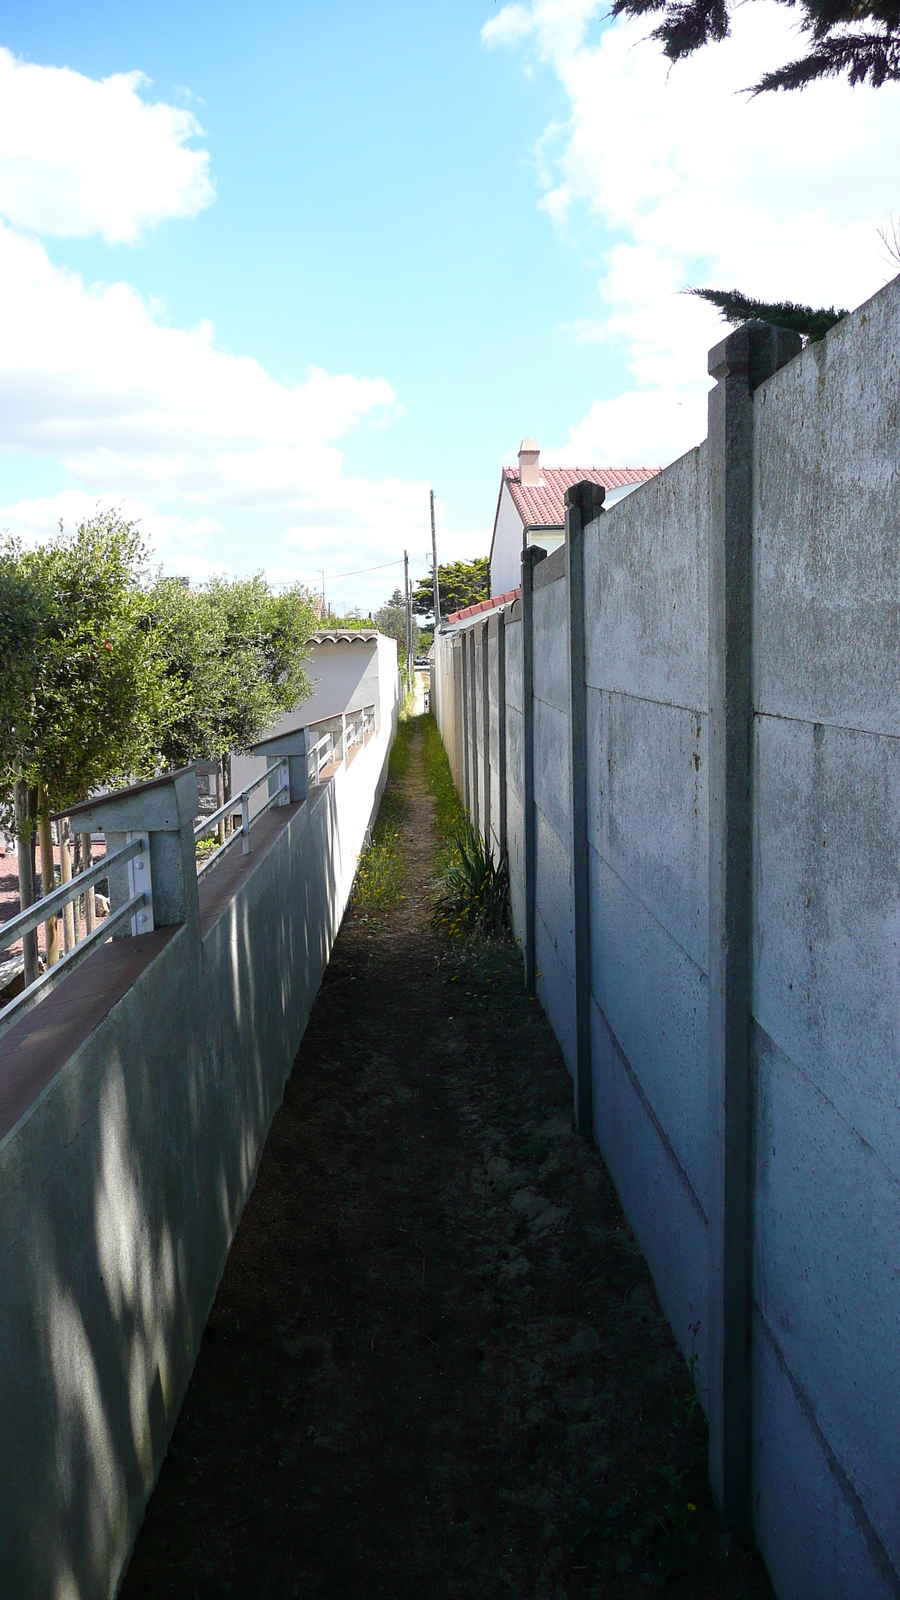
[489,440,659,597]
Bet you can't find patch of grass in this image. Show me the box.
[419,712,465,864]
[352,717,412,913]
[420,713,510,941]
[352,840,404,911]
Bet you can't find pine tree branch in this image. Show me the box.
[688,287,847,342]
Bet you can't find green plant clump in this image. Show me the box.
[419,712,465,862]
[433,822,509,940]
[351,719,411,913]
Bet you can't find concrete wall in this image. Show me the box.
[0,682,398,1599]
[434,274,900,1600]
[748,289,900,1597]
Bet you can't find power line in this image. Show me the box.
[318,556,405,582]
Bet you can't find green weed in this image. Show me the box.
[351,717,412,913]
[419,712,465,864]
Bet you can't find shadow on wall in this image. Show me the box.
[0,714,395,1599]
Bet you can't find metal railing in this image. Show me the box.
[0,833,152,1043]
[307,704,376,790]
[194,758,289,881]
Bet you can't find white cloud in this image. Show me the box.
[483,0,900,465]
[0,46,213,242]
[0,491,224,582]
[0,222,483,611]
[0,220,395,501]
[0,48,485,612]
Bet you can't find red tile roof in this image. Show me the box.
[446,587,520,626]
[502,465,659,529]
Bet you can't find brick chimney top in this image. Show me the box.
[518,438,540,486]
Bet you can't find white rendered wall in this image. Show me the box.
[490,481,525,596]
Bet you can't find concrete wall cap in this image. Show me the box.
[62,768,199,833]
[250,728,308,758]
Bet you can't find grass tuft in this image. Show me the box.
[419,712,466,867]
[352,716,412,913]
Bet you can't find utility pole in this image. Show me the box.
[430,488,440,629]
[403,548,412,694]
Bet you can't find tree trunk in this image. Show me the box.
[37,789,60,967]
[223,752,233,836]
[13,779,39,987]
[59,819,76,952]
[80,832,96,934]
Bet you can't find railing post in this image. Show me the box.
[521,543,546,994]
[66,768,201,935]
[241,792,251,853]
[706,320,801,1528]
[250,727,309,805]
[565,480,605,1137]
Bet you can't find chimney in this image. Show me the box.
[518,438,540,486]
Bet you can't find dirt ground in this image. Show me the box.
[120,719,773,1600]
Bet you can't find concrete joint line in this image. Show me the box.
[564,480,605,1138]
[706,322,801,1529]
[521,544,546,996]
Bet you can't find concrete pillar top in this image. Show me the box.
[61,768,199,836]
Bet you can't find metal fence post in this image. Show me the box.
[469,628,479,834]
[461,634,470,812]
[126,832,154,935]
[522,543,546,994]
[706,320,801,1527]
[481,619,491,849]
[565,480,605,1137]
[497,608,508,861]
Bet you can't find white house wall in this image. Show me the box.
[490,480,526,596]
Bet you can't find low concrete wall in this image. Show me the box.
[0,695,396,1599]
[434,275,900,1600]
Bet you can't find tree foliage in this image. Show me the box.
[412,558,490,619]
[610,0,900,91]
[0,516,318,830]
[689,287,847,343]
[141,575,316,769]
[374,589,422,665]
[0,543,52,789]
[1,515,167,817]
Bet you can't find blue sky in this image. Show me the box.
[1,0,898,611]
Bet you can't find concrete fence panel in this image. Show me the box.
[432,274,900,1600]
[748,281,900,1595]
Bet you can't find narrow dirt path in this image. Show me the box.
[121,719,771,1600]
